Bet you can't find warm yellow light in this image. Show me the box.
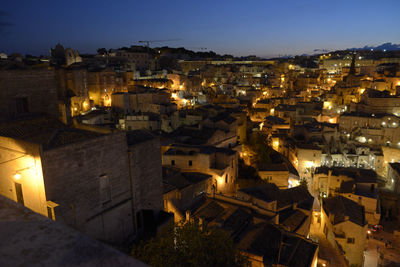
[259,122,264,131]
[263,91,267,95]
[305,161,315,168]
[14,173,21,180]
[360,88,365,94]
[171,93,178,99]
[328,118,335,123]
[270,108,275,115]
[323,101,332,110]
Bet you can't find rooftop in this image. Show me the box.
[0,196,146,267]
[315,166,378,184]
[323,195,367,226]
[0,116,105,150]
[238,223,317,267]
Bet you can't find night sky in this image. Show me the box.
[1,0,399,57]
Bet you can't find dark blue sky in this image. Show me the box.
[1,0,399,57]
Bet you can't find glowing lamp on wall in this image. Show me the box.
[14,173,21,180]
[217,176,224,186]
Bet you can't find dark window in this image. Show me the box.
[189,160,192,166]
[347,238,355,244]
[225,174,228,183]
[171,160,175,166]
[15,97,29,114]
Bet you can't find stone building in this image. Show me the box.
[388,163,400,193]
[162,144,238,194]
[162,167,213,222]
[87,68,133,107]
[238,184,314,237]
[112,89,175,115]
[0,68,59,120]
[126,130,163,232]
[183,192,317,267]
[0,117,163,244]
[0,117,134,244]
[321,196,368,267]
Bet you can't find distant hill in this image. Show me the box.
[347,42,400,51]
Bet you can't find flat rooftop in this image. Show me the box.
[0,196,147,267]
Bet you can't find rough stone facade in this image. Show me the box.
[41,132,134,244]
[0,69,59,120]
[128,133,163,230]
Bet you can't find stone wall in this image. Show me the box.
[129,137,163,213]
[0,69,59,119]
[41,132,134,244]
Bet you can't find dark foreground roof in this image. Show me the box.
[0,196,147,267]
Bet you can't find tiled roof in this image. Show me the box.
[239,185,314,210]
[315,166,377,183]
[323,195,367,226]
[238,223,317,267]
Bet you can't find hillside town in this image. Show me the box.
[1,44,400,267]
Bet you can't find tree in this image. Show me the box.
[132,222,249,267]
[246,132,273,164]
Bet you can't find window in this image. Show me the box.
[188,160,192,166]
[171,160,175,166]
[99,174,111,203]
[225,174,228,183]
[15,97,29,114]
[347,238,355,244]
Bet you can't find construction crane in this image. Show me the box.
[138,39,180,47]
